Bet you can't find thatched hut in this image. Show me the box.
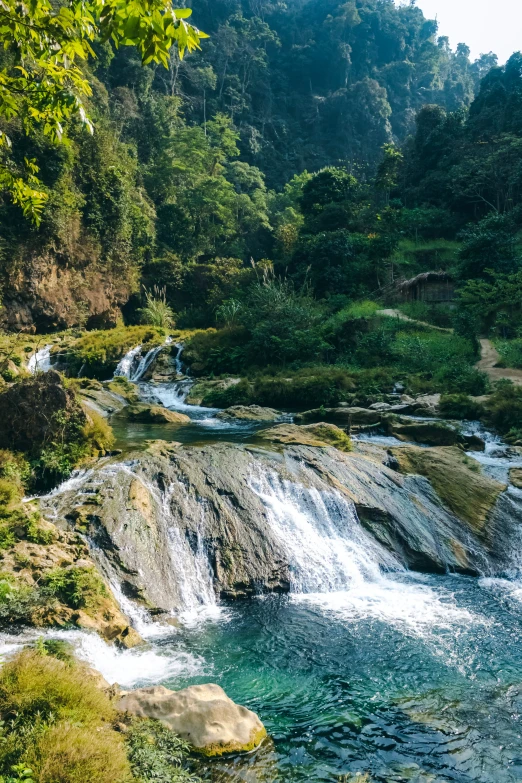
[397,271,455,305]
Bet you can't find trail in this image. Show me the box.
[377,308,452,333]
[476,339,522,387]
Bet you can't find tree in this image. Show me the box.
[0,0,208,221]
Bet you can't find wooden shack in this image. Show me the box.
[397,271,455,305]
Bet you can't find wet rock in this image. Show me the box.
[295,407,380,426]
[119,683,267,756]
[509,468,522,489]
[258,423,352,452]
[384,416,464,447]
[125,404,190,424]
[39,439,522,606]
[391,446,505,539]
[186,378,241,407]
[369,402,392,411]
[216,405,281,421]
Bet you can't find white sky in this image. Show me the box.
[399,0,522,64]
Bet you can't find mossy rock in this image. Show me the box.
[258,423,352,452]
[125,404,190,425]
[509,468,522,489]
[216,405,281,421]
[390,446,505,536]
[107,376,140,404]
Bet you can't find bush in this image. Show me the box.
[483,381,522,437]
[398,302,454,329]
[495,338,522,369]
[42,567,108,611]
[83,410,115,454]
[0,650,129,783]
[439,394,484,420]
[434,364,490,395]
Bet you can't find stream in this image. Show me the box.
[11,342,522,782]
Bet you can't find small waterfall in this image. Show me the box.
[114,345,142,379]
[28,345,52,374]
[174,342,185,375]
[130,343,165,382]
[250,471,400,594]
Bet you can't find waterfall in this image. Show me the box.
[114,345,142,379]
[28,345,52,374]
[174,342,185,375]
[130,343,165,382]
[250,471,400,594]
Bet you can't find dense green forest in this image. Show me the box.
[1,0,522,404]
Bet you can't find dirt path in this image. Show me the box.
[377,309,452,333]
[476,339,522,386]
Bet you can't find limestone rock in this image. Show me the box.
[295,407,380,426]
[384,416,463,447]
[118,683,267,756]
[258,423,352,452]
[216,405,281,421]
[391,446,505,537]
[126,404,190,424]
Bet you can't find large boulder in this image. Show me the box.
[295,407,379,426]
[0,370,86,453]
[125,404,190,425]
[118,683,267,756]
[384,416,463,447]
[510,468,522,489]
[216,405,281,422]
[258,423,352,452]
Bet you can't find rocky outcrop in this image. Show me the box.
[390,446,505,539]
[258,423,352,452]
[216,405,281,421]
[39,440,522,613]
[0,250,132,332]
[0,370,86,453]
[384,416,485,449]
[186,378,241,407]
[119,684,267,756]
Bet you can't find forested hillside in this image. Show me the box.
[0,0,498,331]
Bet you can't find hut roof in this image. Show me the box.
[398,270,452,292]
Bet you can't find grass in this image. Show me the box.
[0,650,129,783]
[64,325,166,379]
[0,649,200,783]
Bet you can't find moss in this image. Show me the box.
[82,409,115,455]
[391,446,505,536]
[258,423,352,452]
[195,725,267,757]
[439,394,485,420]
[107,375,140,403]
[42,566,109,612]
[64,325,166,379]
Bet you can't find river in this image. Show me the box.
[13,343,522,782]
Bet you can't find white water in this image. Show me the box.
[0,629,204,686]
[250,470,482,636]
[27,345,52,373]
[114,344,142,379]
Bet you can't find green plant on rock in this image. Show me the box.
[125,718,201,783]
[439,394,484,420]
[42,567,108,611]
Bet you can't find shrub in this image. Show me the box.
[434,364,490,395]
[125,718,200,782]
[42,567,108,611]
[495,338,522,369]
[83,410,115,454]
[483,381,522,437]
[439,394,484,420]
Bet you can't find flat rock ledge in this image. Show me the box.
[119,683,267,756]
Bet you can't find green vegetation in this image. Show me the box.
[439,395,484,421]
[495,339,522,369]
[140,287,175,329]
[126,719,200,782]
[483,382,522,444]
[0,649,199,783]
[63,326,165,379]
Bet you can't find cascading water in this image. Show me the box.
[249,471,400,593]
[27,345,52,373]
[114,344,142,379]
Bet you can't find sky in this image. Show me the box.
[399,0,522,64]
